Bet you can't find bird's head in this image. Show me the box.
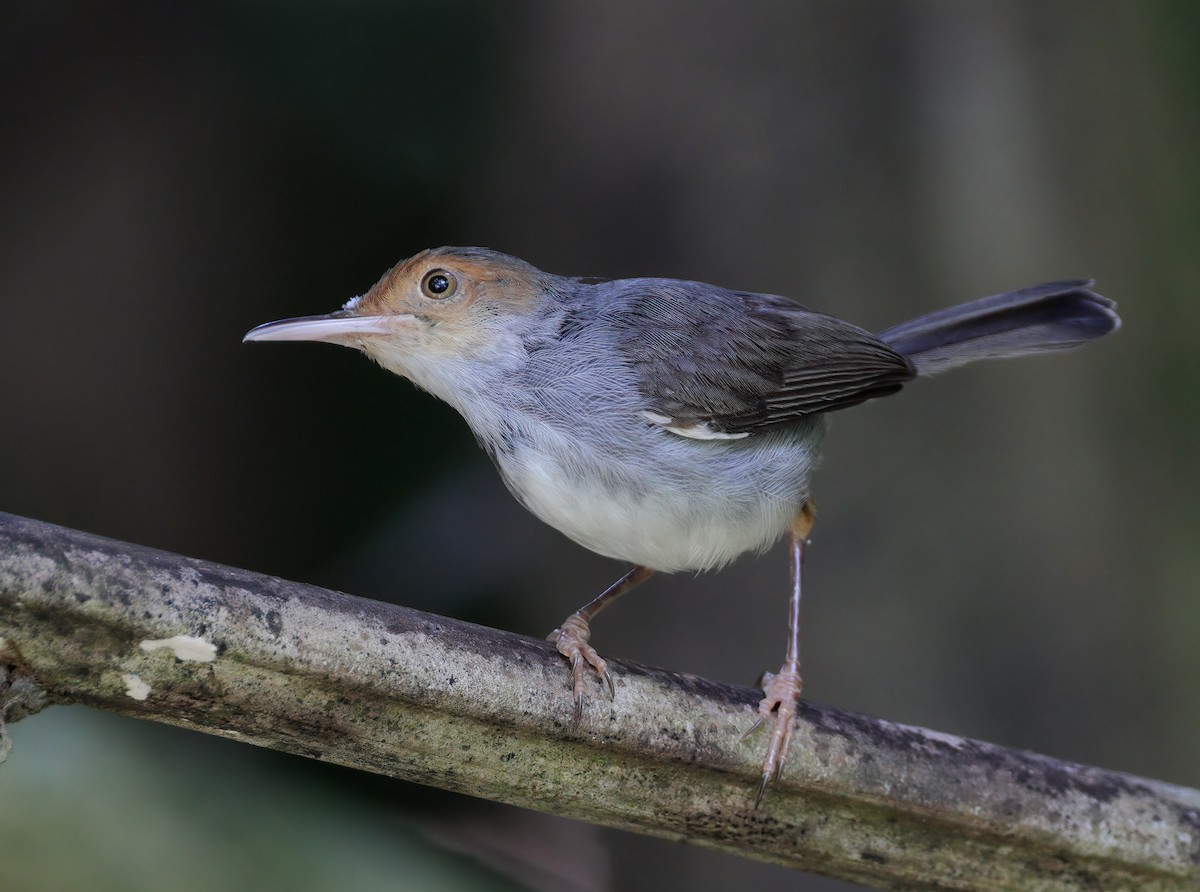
[244,246,557,392]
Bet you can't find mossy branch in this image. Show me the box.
[0,511,1197,890]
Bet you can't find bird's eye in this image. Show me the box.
[420,269,458,299]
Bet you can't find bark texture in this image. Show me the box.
[0,511,1197,890]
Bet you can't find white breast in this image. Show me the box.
[489,416,821,573]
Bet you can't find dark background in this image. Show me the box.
[2,3,1198,891]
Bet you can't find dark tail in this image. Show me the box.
[877,280,1120,376]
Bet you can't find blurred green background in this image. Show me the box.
[2,2,1198,891]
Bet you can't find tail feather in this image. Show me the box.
[877,280,1120,376]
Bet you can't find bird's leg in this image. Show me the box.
[748,498,816,807]
[549,565,654,717]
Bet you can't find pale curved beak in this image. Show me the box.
[243,313,417,344]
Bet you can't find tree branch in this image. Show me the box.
[0,511,1196,890]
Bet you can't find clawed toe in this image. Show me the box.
[546,567,652,717]
[750,663,803,808]
[550,612,613,715]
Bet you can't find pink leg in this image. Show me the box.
[750,499,816,807]
[549,565,654,718]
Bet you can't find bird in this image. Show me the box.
[244,246,1120,805]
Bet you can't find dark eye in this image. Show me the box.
[420,269,458,299]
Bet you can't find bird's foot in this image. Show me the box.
[744,662,803,808]
[548,611,613,719]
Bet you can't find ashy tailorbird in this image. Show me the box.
[245,246,1120,805]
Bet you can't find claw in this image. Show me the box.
[751,662,802,808]
[754,773,772,810]
[569,653,586,721]
[740,714,766,742]
[545,566,651,718]
[550,612,613,715]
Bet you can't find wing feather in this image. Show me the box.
[597,281,914,436]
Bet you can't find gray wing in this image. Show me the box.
[601,280,915,437]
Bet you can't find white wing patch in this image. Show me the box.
[638,410,749,441]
